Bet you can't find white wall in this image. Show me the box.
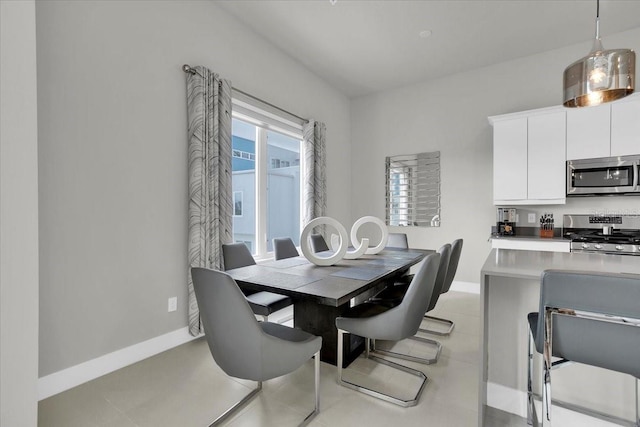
[350,27,640,284]
[1,0,40,425]
[36,0,351,377]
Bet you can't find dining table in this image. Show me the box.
[225,247,432,366]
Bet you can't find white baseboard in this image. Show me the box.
[487,381,528,418]
[488,382,623,426]
[450,280,480,294]
[38,327,200,400]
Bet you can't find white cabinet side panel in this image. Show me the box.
[528,111,566,200]
[493,118,528,202]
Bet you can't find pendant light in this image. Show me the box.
[563,0,635,108]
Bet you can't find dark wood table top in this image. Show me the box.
[225,248,432,307]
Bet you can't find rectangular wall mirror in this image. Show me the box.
[385,151,441,227]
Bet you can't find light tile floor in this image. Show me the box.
[38,291,528,427]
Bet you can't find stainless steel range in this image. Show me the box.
[563,214,640,256]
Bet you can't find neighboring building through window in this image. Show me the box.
[230,105,303,257]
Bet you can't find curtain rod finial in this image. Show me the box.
[182,64,195,74]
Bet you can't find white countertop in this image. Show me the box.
[489,235,566,242]
[482,248,640,280]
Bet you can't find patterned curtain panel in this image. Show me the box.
[186,66,233,336]
[302,120,327,228]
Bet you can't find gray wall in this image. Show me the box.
[36,0,351,376]
[1,1,39,425]
[350,27,640,284]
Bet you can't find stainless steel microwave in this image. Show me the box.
[567,155,640,196]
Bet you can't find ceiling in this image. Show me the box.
[216,0,640,98]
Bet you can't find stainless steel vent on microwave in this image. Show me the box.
[567,155,640,196]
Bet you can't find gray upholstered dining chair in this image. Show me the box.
[367,243,451,364]
[527,270,640,426]
[273,237,299,260]
[309,234,330,253]
[335,251,441,407]
[222,243,292,323]
[385,232,414,283]
[191,267,322,426]
[386,232,409,249]
[422,238,463,336]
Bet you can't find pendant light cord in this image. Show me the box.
[594,0,601,42]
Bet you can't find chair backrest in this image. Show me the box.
[222,242,256,270]
[441,239,463,294]
[393,251,442,339]
[310,234,330,253]
[386,233,409,249]
[273,237,299,260]
[425,244,451,312]
[190,267,264,380]
[534,270,640,378]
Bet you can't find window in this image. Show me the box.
[233,191,243,217]
[231,92,305,257]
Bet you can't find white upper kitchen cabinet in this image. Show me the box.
[493,117,527,202]
[566,103,611,160]
[527,111,566,201]
[610,96,640,157]
[490,106,566,205]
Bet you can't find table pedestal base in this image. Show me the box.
[294,300,364,367]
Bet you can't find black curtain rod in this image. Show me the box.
[182,64,305,122]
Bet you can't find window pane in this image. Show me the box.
[267,130,301,252]
[232,118,256,253]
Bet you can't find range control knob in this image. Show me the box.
[581,243,590,249]
[615,245,624,251]
[594,244,603,250]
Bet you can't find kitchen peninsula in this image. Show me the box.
[479,249,640,426]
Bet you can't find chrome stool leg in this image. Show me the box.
[636,377,639,427]
[527,328,534,426]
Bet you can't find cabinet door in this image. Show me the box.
[611,98,640,156]
[528,112,566,200]
[493,118,527,202]
[566,103,611,160]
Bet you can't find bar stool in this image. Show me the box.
[527,270,640,426]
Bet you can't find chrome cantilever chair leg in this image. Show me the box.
[209,351,320,427]
[371,334,442,365]
[300,351,321,427]
[527,326,534,426]
[210,382,262,426]
[420,314,455,336]
[337,331,428,407]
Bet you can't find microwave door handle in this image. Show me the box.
[635,163,640,190]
